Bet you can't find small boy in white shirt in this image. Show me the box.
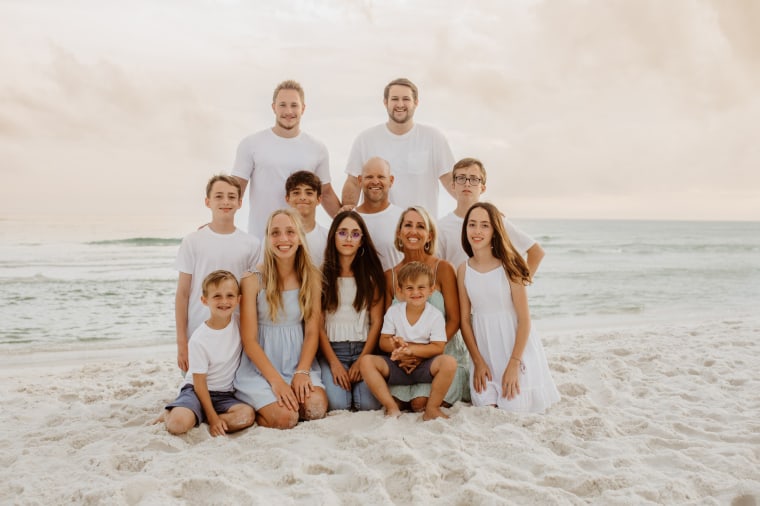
[359,262,457,421]
[285,170,328,268]
[164,271,255,436]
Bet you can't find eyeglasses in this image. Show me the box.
[454,175,483,186]
[336,230,363,241]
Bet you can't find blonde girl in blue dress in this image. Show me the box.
[234,209,327,429]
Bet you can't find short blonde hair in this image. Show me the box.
[396,261,433,287]
[202,270,240,297]
[273,80,305,103]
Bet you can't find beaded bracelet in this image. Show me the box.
[294,370,311,376]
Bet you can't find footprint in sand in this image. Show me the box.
[731,495,757,506]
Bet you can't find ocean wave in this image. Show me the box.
[87,237,181,247]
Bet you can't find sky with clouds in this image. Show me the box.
[1,0,758,236]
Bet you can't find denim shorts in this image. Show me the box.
[166,384,247,426]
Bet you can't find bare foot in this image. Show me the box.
[422,407,449,421]
[384,407,402,418]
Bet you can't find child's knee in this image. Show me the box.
[437,355,457,373]
[165,409,195,435]
[228,404,255,429]
[358,354,376,374]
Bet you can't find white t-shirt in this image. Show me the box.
[346,124,454,218]
[437,212,536,269]
[381,302,446,345]
[305,223,328,269]
[175,226,260,338]
[232,129,331,238]
[183,316,243,392]
[358,204,404,271]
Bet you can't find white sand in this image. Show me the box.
[2,319,759,505]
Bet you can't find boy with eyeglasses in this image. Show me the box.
[437,158,545,278]
[285,170,329,268]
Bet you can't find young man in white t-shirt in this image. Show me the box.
[232,80,340,238]
[285,170,328,268]
[175,175,260,372]
[359,262,456,421]
[164,271,255,436]
[341,78,456,218]
[437,158,545,277]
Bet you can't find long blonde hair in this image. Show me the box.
[261,209,321,322]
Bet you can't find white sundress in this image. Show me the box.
[464,263,560,412]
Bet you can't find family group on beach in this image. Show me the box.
[157,78,560,436]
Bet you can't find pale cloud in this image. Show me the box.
[1,0,758,232]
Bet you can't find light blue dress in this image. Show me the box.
[389,263,471,405]
[234,276,324,410]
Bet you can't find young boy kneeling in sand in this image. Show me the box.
[359,262,457,420]
[163,270,255,436]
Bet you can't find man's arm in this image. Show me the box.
[320,183,341,218]
[526,243,545,278]
[233,176,249,198]
[439,172,456,199]
[341,175,361,209]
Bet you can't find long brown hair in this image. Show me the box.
[461,202,531,285]
[322,211,385,313]
[261,209,320,322]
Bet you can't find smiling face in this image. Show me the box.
[272,89,305,131]
[397,209,429,252]
[202,278,240,320]
[205,180,242,220]
[400,274,433,308]
[285,183,321,218]
[267,212,301,260]
[466,207,494,253]
[384,84,417,125]
[359,157,394,205]
[334,216,363,258]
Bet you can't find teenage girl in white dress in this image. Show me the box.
[457,202,560,412]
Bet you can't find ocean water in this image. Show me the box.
[1,218,759,350]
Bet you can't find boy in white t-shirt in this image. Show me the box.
[359,262,457,421]
[164,271,255,436]
[437,158,545,277]
[175,175,260,372]
[285,170,328,268]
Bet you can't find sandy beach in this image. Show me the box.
[2,318,759,505]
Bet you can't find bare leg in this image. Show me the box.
[359,355,401,417]
[219,403,255,432]
[164,407,196,435]
[423,355,457,421]
[299,387,328,421]
[256,402,299,430]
